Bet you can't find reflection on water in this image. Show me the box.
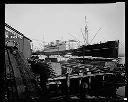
[116,86,125,98]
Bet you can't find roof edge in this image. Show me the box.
[5,23,32,42]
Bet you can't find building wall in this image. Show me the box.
[5,29,24,53]
[5,24,32,59]
[23,37,32,59]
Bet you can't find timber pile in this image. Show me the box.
[5,46,41,101]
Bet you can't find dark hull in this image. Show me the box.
[72,40,119,58]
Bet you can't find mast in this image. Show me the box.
[82,16,88,63]
[85,16,88,45]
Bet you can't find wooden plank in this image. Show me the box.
[14,50,40,98]
[17,51,35,79]
[48,73,114,81]
[5,50,15,99]
[8,49,26,99]
[5,50,11,79]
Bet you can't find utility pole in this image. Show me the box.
[58,45,59,56]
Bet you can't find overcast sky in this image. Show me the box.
[5,3,125,55]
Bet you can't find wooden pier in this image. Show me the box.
[47,72,116,98]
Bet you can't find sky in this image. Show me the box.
[5,3,125,55]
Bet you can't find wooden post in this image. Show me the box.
[88,76,91,89]
[66,73,70,88]
[103,75,105,86]
[103,75,105,81]
[83,46,85,64]
[79,78,82,86]
[66,73,70,99]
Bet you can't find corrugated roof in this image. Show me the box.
[5,23,32,42]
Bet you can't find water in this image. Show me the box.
[116,86,125,98]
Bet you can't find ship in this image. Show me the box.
[72,40,119,58]
[42,16,121,59]
[43,40,119,58]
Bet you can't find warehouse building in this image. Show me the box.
[5,23,32,59]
